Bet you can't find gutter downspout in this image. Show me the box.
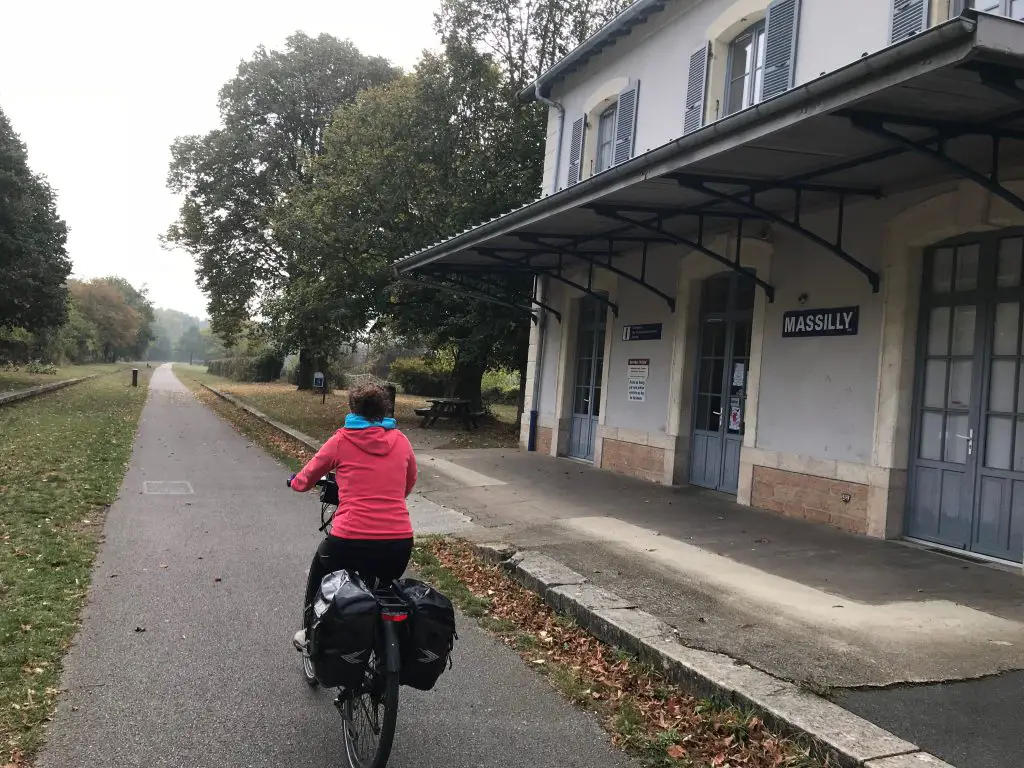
[534,87,566,196]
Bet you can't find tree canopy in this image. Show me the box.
[67,278,155,363]
[167,0,636,402]
[0,106,71,335]
[166,32,400,376]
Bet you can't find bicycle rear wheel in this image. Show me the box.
[341,624,400,768]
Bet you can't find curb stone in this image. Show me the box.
[865,754,956,767]
[470,542,952,768]
[200,384,322,451]
[0,375,97,407]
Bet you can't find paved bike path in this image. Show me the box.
[38,365,633,768]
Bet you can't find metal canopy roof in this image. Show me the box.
[396,12,1024,316]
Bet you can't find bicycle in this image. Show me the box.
[301,472,407,768]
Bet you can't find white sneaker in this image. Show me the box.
[293,629,307,652]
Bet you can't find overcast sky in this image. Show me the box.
[0,1,441,319]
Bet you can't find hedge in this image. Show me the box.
[388,357,447,397]
[206,351,283,382]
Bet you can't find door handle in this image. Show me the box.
[713,410,722,416]
[955,428,974,456]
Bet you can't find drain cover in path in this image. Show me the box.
[143,481,194,495]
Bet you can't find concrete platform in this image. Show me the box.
[415,447,1024,768]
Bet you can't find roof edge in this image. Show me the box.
[518,0,667,103]
[404,15,981,273]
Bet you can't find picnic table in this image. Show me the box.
[414,398,484,430]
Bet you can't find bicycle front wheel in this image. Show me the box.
[342,624,400,768]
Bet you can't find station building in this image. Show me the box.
[397,1,1024,567]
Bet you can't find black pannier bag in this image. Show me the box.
[309,570,379,688]
[396,578,457,691]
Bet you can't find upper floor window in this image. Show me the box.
[596,103,618,173]
[966,0,1024,19]
[725,21,766,116]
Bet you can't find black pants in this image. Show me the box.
[304,535,414,613]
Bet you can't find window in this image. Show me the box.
[964,0,1024,18]
[595,103,618,173]
[725,21,766,116]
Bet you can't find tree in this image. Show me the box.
[52,299,100,363]
[278,1,634,407]
[69,280,142,362]
[436,0,634,92]
[201,327,227,360]
[176,325,206,364]
[95,276,155,359]
[0,106,71,334]
[166,32,399,386]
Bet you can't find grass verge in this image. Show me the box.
[175,373,314,473]
[173,364,519,450]
[0,364,133,394]
[0,371,151,765]
[412,537,830,768]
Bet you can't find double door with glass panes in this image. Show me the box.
[689,274,755,494]
[908,234,1024,563]
[568,296,607,461]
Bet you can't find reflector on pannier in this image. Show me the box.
[309,570,378,688]
[396,578,456,691]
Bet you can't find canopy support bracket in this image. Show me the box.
[589,206,775,302]
[476,248,619,316]
[673,175,881,293]
[517,234,676,312]
[846,112,1024,218]
[398,275,547,324]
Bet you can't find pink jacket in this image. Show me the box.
[290,425,416,539]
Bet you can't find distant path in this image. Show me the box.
[38,364,633,768]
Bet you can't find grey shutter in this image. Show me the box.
[762,0,801,100]
[683,43,709,135]
[567,116,585,187]
[613,81,640,166]
[890,0,928,43]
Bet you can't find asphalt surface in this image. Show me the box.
[37,366,635,768]
[836,673,1024,768]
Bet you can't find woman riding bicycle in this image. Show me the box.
[287,382,417,650]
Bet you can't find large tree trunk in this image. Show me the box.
[449,356,486,410]
[296,348,314,390]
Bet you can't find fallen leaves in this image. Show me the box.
[417,537,823,768]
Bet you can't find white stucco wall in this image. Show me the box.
[543,0,909,193]
[603,247,681,434]
[754,199,886,464]
[538,280,563,418]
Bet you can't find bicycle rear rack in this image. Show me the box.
[373,586,409,622]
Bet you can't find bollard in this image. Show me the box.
[384,383,397,418]
[131,368,138,387]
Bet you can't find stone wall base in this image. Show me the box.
[751,466,870,535]
[535,426,553,457]
[600,438,666,483]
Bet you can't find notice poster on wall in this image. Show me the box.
[732,362,745,387]
[627,358,650,379]
[627,377,647,402]
[728,397,742,433]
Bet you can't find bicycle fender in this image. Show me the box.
[382,621,402,675]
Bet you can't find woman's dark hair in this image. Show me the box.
[349,382,389,421]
